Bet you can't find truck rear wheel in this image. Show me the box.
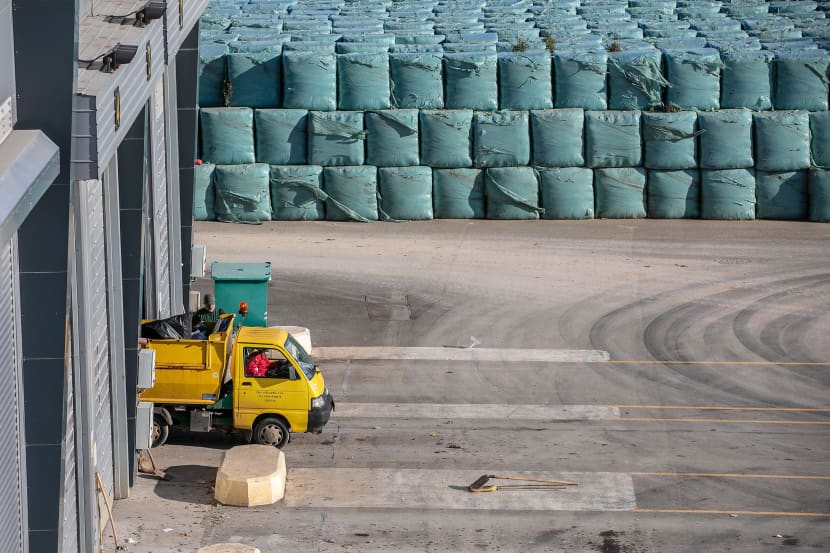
[152,415,169,448]
[253,417,290,448]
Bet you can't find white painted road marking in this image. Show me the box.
[314,346,611,362]
[286,469,635,511]
[334,403,620,421]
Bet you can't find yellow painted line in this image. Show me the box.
[633,508,830,518]
[615,405,830,412]
[628,472,830,481]
[602,360,830,366]
[618,417,830,425]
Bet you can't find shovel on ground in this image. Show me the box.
[467,474,579,492]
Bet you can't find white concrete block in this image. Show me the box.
[214,445,286,507]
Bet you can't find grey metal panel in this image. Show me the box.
[59,351,79,553]
[0,2,15,123]
[165,0,208,57]
[0,238,26,553]
[164,63,184,313]
[150,78,171,318]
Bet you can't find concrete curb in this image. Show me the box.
[197,544,261,553]
[214,445,286,507]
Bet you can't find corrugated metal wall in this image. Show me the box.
[150,78,172,318]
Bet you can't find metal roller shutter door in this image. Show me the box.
[151,79,171,318]
[0,239,25,552]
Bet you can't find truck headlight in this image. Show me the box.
[311,395,325,409]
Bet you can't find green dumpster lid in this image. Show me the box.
[210,262,272,281]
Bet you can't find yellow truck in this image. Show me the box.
[140,314,334,448]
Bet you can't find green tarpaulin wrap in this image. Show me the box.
[530,109,584,167]
[444,53,498,110]
[193,163,216,221]
[554,50,608,110]
[227,51,281,108]
[254,109,308,165]
[754,111,811,172]
[365,110,420,167]
[755,170,808,221]
[199,43,228,108]
[647,169,701,219]
[485,167,542,220]
[214,164,272,223]
[308,111,366,166]
[642,111,699,170]
[607,49,668,110]
[698,110,754,169]
[595,167,647,219]
[378,166,434,220]
[282,52,337,110]
[664,48,723,110]
[809,170,830,222]
[337,53,392,110]
[201,108,255,165]
[432,168,485,219]
[269,165,325,221]
[538,167,594,220]
[498,51,553,110]
[701,169,756,220]
[389,53,444,109]
[810,112,830,169]
[774,50,830,112]
[473,111,530,168]
[323,166,378,222]
[420,110,473,168]
[720,49,773,110]
[585,111,642,168]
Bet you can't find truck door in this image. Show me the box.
[235,346,310,431]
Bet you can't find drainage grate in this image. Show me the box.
[365,294,411,321]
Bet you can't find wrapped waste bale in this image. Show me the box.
[378,166,434,220]
[607,48,668,110]
[282,52,337,110]
[254,109,308,165]
[199,43,229,108]
[642,111,698,170]
[337,53,392,110]
[419,110,473,168]
[308,111,365,167]
[444,53,498,110]
[432,168,486,219]
[720,49,773,110]
[485,167,542,220]
[774,50,830,111]
[530,109,584,167]
[366,110,420,167]
[664,48,723,110]
[585,111,642,168]
[473,111,530,168]
[193,163,216,221]
[594,167,647,219]
[498,51,553,110]
[200,108,255,165]
[269,165,325,221]
[323,166,379,222]
[227,51,281,107]
[701,169,756,220]
[647,169,701,219]
[698,110,754,169]
[754,111,811,172]
[214,164,272,222]
[755,170,809,221]
[538,167,594,220]
[554,50,608,110]
[389,53,444,108]
[810,112,830,168]
[809,170,830,222]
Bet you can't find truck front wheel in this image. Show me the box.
[152,415,169,448]
[253,417,290,448]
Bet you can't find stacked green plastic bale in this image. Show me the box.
[553,50,608,110]
[594,167,647,219]
[698,110,754,170]
[308,111,365,166]
[607,48,667,110]
[419,110,474,168]
[199,43,229,108]
[754,111,811,172]
[538,167,594,219]
[701,168,756,220]
[585,111,642,168]
[647,170,701,219]
[378,167,434,220]
[269,165,325,221]
[254,109,307,165]
[365,110,420,167]
[432,169,486,219]
[663,49,723,110]
[226,47,282,108]
[282,52,337,110]
[530,109,584,167]
[485,167,542,220]
[755,171,809,221]
[444,53,498,110]
[642,111,698,171]
[497,51,553,110]
[773,49,830,111]
[809,170,830,222]
[214,164,272,222]
[473,111,530,168]
[323,166,378,222]
[811,112,830,169]
[337,52,392,110]
[720,49,774,110]
[193,163,216,221]
[200,108,256,165]
[389,53,444,108]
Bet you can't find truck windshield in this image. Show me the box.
[284,335,316,380]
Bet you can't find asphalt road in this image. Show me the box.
[113,220,830,553]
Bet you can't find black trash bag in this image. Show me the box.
[141,314,193,340]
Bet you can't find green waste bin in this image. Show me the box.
[211,262,271,327]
